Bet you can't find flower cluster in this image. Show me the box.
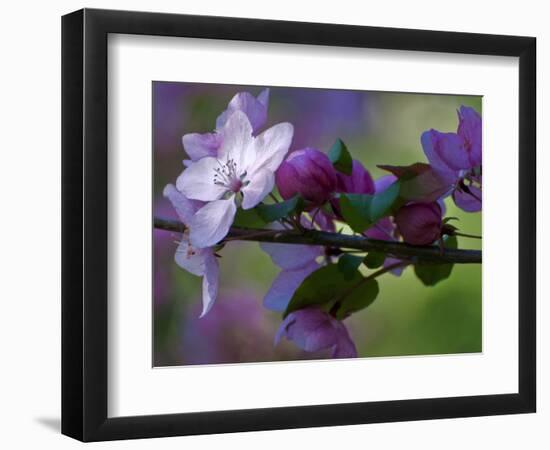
[420,106,482,212]
[163,90,482,360]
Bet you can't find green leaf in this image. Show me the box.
[340,194,373,232]
[338,254,364,280]
[335,279,379,320]
[284,264,363,317]
[339,181,401,233]
[364,251,386,269]
[233,208,267,228]
[369,180,401,222]
[328,138,353,175]
[414,236,458,286]
[414,263,454,286]
[256,195,303,223]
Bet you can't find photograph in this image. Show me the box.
[152,82,483,367]
[0,0,543,447]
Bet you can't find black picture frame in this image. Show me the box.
[62,8,536,442]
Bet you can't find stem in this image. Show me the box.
[153,217,481,264]
[309,207,321,229]
[453,231,482,240]
[365,261,408,280]
[269,193,281,204]
[330,262,408,316]
[223,229,282,242]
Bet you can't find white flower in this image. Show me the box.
[182,89,270,164]
[163,184,219,317]
[177,111,293,248]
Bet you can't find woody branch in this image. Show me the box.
[154,217,481,264]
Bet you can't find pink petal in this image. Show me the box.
[189,198,237,248]
[241,168,275,209]
[275,308,358,358]
[182,132,222,161]
[331,322,358,358]
[274,315,295,346]
[422,129,472,172]
[174,236,206,276]
[453,185,482,212]
[218,111,255,171]
[336,159,374,195]
[215,89,270,134]
[250,122,294,174]
[364,217,395,241]
[312,208,336,232]
[421,130,461,184]
[257,88,270,108]
[457,106,482,168]
[278,309,338,352]
[260,242,321,270]
[263,261,319,312]
[384,257,406,276]
[163,184,201,224]
[176,157,228,202]
[275,160,300,200]
[374,175,398,194]
[200,252,220,317]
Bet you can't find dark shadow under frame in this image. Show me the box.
[61,8,536,442]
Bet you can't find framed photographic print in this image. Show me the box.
[62,8,536,442]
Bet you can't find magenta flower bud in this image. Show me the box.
[335,159,375,195]
[276,148,337,205]
[275,307,357,358]
[394,202,442,246]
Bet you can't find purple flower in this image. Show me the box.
[275,308,357,358]
[215,88,270,133]
[177,111,294,248]
[421,106,482,212]
[182,89,270,163]
[261,239,322,312]
[394,202,443,246]
[276,148,337,205]
[163,184,219,317]
[261,212,335,312]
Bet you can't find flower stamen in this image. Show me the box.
[212,158,246,193]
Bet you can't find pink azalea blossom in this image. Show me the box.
[182,89,270,164]
[163,184,219,317]
[421,106,482,212]
[275,307,357,358]
[177,110,294,248]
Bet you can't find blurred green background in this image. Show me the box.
[153,82,482,366]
